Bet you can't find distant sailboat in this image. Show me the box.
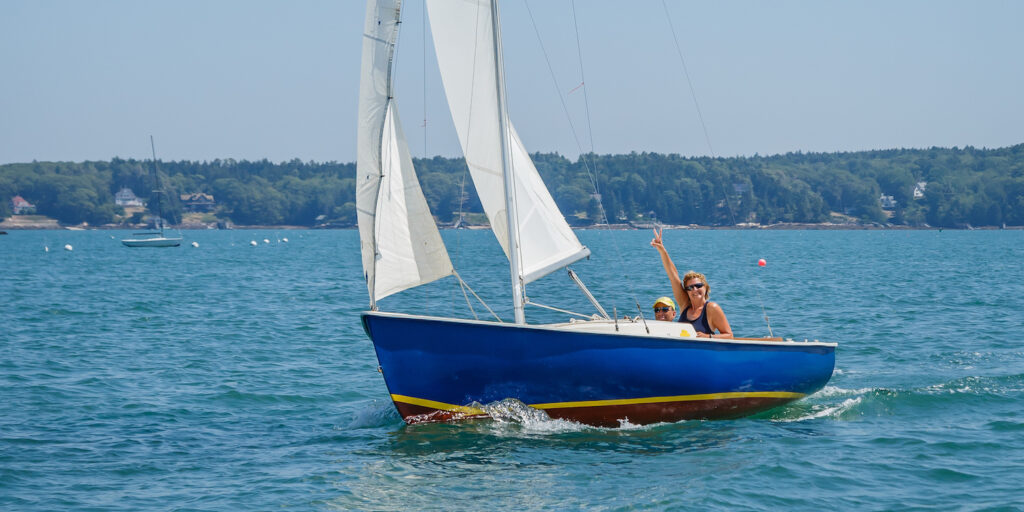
[122,136,182,248]
[357,0,835,426]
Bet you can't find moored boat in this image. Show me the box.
[121,232,182,247]
[121,136,182,248]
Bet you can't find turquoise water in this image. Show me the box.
[2,229,1023,510]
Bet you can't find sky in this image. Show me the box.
[2,0,1023,165]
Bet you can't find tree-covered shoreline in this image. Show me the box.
[2,144,1022,228]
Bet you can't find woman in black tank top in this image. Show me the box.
[650,227,733,339]
[678,298,712,334]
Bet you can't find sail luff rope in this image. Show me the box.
[367,4,405,309]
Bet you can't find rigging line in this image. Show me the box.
[456,273,479,320]
[660,0,714,158]
[454,271,502,322]
[451,0,485,315]
[756,287,774,338]
[392,4,437,312]
[566,0,647,314]
[660,1,736,225]
[570,0,596,161]
[417,2,436,316]
[524,0,644,315]
[523,0,599,196]
[658,4,754,333]
[524,299,594,320]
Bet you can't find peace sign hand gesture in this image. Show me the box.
[651,226,665,251]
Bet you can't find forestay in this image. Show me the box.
[426,0,590,284]
[357,0,454,305]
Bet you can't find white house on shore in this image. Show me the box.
[115,187,143,207]
[880,194,897,210]
[11,195,35,215]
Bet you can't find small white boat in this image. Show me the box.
[121,232,182,247]
[121,136,183,249]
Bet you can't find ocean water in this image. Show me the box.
[2,229,1022,511]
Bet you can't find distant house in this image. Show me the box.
[879,194,897,210]
[115,187,143,207]
[11,195,35,215]
[180,192,215,212]
[913,181,927,199]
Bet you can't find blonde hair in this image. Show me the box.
[680,271,709,309]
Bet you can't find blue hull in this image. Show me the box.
[362,311,835,426]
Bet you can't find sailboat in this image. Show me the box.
[122,136,183,248]
[357,0,835,427]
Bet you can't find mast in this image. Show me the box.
[367,3,402,312]
[489,0,525,324]
[150,135,164,235]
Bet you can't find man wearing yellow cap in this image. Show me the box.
[653,296,677,322]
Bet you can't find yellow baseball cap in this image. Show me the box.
[653,296,676,309]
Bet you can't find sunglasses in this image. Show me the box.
[654,307,672,313]
[684,282,705,291]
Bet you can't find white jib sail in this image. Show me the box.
[426,0,590,285]
[357,0,453,304]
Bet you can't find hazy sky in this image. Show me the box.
[2,0,1022,165]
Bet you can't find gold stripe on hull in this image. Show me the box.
[391,391,805,414]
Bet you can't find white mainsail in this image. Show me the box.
[426,0,590,285]
[357,0,453,304]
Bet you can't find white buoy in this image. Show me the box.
[250,240,258,246]
[64,244,73,251]
[282,237,288,243]
[263,238,270,244]
[191,241,199,248]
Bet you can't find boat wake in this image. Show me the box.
[767,385,874,422]
[464,399,681,433]
[474,399,590,433]
[768,372,1024,422]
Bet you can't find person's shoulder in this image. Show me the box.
[706,301,724,312]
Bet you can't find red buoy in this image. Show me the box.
[758,258,766,267]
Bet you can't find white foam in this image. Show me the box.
[816,385,874,397]
[478,399,589,434]
[775,397,862,422]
